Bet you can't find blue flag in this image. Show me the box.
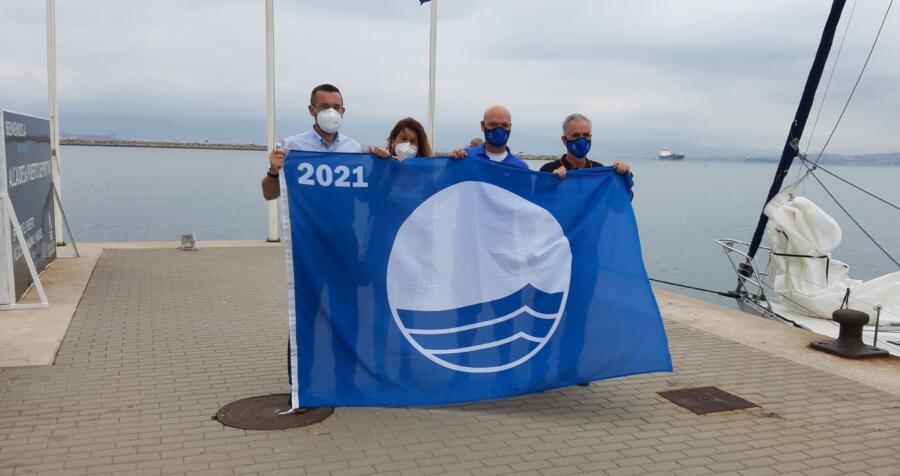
[280,152,671,408]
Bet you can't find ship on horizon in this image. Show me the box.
[657,147,685,161]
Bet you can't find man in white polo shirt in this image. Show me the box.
[262,83,361,200]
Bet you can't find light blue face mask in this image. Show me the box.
[483,127,511,148]
[565,137,591,158]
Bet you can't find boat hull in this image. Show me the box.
[734,296,900,356]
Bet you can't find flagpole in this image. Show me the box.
[46,0,64,245]
[427,0,438,149]
[265,0,279,242]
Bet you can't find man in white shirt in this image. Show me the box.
[262,83,361,200]
[262,84,364,405]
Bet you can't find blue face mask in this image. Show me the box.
[483,127,511,148]
[565,137,591,158]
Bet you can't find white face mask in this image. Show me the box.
[394,142,418,159]
[316,108,342,134]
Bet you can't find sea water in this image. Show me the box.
[60,145,900,307]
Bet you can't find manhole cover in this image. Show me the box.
[658,386,758,415]
[215,394,334,430]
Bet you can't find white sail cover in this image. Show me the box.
[764,181,900,325]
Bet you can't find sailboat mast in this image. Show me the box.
[746,0,847,260]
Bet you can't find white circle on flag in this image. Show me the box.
[386,181,572,373]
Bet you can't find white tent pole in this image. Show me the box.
[265,0,279,242]
[46,0,63,245]
[427,0,438,149]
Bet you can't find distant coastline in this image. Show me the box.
[60,138,266,151]
[58,139,900,166]
[59,138,560,161]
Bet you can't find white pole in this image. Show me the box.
[427,0,438,149]
[46,0,63,245]
[265,0,279,242]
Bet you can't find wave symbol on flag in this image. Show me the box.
[386,181,573,373]
[397,284,563,370]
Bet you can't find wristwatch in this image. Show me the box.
[267,169,279,178]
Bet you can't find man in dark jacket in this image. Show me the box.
[540,113,630,179]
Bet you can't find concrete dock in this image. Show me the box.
[2,243,900,476]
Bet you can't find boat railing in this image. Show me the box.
[717,238,900,334]
[715,238,775,314]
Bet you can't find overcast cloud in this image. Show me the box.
[1,0,898,156]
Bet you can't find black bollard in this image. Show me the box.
[809,308,888,359]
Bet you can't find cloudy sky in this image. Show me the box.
[1,0,898,156]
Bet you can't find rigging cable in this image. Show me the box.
[801,161,900,267]
[648,278,740,298]
[812,0,894,164]
[804,0,860,156]
[799,156,900,212]
[648,276,805,329]
[766,259,891,318]
[757,280,822,327]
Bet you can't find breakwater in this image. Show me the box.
[60,139,560,161]
[60,138,266,151]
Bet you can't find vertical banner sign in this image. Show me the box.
[281,151,671,408]
[1,110,57,301]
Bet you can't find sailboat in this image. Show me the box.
[717,0,900,357]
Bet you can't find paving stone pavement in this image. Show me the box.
[1,247,900,476]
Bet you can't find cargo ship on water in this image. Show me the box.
[657,147,684,161]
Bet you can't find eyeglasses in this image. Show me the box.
[312,104,345,114]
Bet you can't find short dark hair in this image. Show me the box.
[310,84,342,105]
